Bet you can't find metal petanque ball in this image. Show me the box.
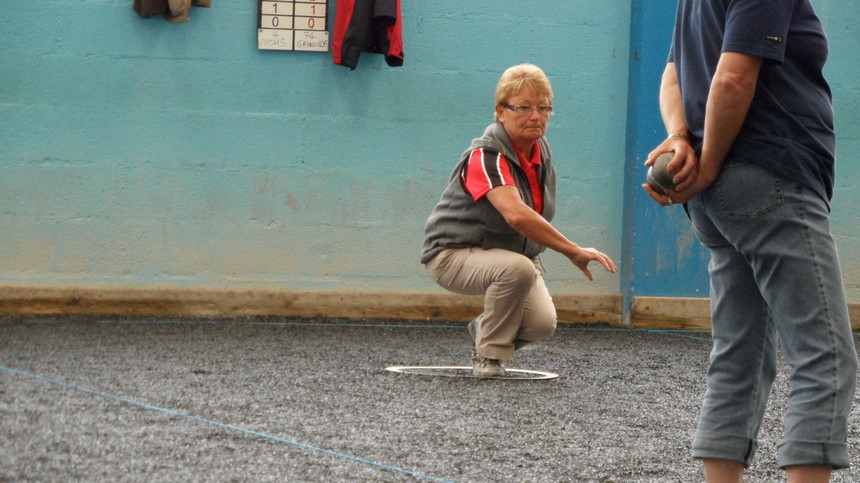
[647,152,677,195]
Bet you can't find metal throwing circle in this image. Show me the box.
[385,365,559,380]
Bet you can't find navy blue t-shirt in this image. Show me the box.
[669,0,836,202]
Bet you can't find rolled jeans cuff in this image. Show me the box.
[692,431,757,467]
[777,439,850,470]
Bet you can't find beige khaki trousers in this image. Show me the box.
[425,247,557,361]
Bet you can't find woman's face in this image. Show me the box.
[496,85,551,149]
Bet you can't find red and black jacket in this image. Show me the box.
[332,0,404,69]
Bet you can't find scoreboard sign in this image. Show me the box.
[257,0,329,52]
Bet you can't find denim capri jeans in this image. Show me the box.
[687,162,857,469]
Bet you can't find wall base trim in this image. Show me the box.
[631,296,860,331]
[631,296,712,330]
[0,285,620,324]
[1,286,857,330]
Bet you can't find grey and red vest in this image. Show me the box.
[421,122,557,264]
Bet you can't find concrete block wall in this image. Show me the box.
[821,0,860,297]
[1,1,857,323]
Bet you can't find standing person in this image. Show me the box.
[421,64,616,378]
[643,1,858,481]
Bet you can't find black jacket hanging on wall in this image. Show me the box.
[332,0,404,70]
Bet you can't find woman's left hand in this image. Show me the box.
[569,247,617,281]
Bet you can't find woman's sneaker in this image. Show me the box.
[467,316,479,349]
[471,351,505,378]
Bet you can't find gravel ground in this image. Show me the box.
[2,315,860,482]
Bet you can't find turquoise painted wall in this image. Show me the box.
[819,0,860,300]
[1,1,857,303]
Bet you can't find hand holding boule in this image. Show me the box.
[646,152,677,196]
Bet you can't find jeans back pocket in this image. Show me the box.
[714,163,784,219]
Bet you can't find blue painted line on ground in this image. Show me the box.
[26,315,764,344]
[53,316,719,340]
[250,321,461,329]
[23,317,859,336]
[98,319,218,325]
[645,329,713,342]
[0,365,453,483]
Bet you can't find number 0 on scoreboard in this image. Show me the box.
[258,0,330,52]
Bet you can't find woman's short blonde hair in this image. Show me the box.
[494,64,553,122]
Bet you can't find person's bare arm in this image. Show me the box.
[485,185,616,281]
[696,52,762,187]
[644,63,698,199]
[659,62,692,142]
[644,54,762,205]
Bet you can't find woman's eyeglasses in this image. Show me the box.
[505,105,553,116]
